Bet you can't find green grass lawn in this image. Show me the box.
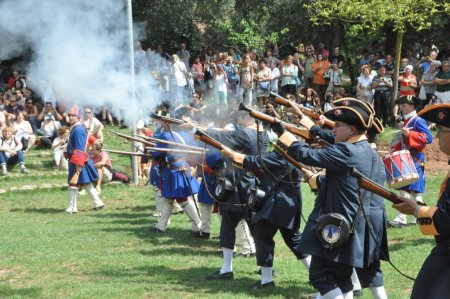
[0,127,447,298]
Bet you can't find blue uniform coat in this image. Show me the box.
[66,124,98,185]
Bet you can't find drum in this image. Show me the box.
[382,150,419,189]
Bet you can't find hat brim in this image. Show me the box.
[417,104,450,128]
[324,106,372,130]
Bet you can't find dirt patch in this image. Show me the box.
[378,138,448,173]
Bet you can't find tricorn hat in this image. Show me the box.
[417,103,450,128]
[325,97,374,130]
[397,95,420,106]
[367,117,384,135]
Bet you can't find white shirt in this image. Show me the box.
[171,61,188,87]
[83,117,102,135]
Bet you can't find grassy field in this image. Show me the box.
[0,127,446,299]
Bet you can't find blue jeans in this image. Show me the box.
[0,150,25,166]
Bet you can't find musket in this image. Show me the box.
[147,147,205,155]
[108,130,156,147]
[239,103,331,147]
[272,142,310,174]
[135,134,208,152]
[150,112,186,125]
[270,91,335,129]
[104,149,151,157]
[351,167,402,204]
[194,129,225,151]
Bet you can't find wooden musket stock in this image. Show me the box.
[150,112,186,125]
[270,91,335,129]
[108,130,156,147]
[104,149,150,157]
[351,167,402,204]
[135,134,207,152]
[239,103,330,146]
[194,129,224,151]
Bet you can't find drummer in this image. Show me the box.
[388,95,433,227]
[392,103,450,298]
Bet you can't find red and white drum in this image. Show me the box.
[382,150,419,189]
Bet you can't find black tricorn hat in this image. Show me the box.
[325,97,374,130]
[418,103,450,128]
[397,95,420,106]
[367,117,384,135]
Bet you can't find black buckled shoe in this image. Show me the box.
[251,281,275,290]
[206,270,234,280]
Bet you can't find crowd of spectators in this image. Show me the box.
[0,39,449,175]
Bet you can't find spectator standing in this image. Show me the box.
[434,60,450,104]
[37,102,63,124]
[356,65,374,104]
[191,56,205,91]
[384,54,395,77]
[213,65,228,109]
[358,49,371,68]
[419,63,438,106]
[51,126,69,171]
[176,43,190,69]
[311,54,330,102]
[398,65,417,97]
[303,47,315,87]
[171,54,188,105]
[0,127,29,175]
[239,54,254,106]
[256,60,272,107]
[328,46,345,68]
[371,66,393,126]
[327,63,343,95]
[269,60,280,94]
[281,55,299,97]
[417,50,441,75]
[315,42,329,59]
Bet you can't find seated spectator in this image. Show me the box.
[40,113,61,148]
[37,102,63,124]
[83,107,104,143]
[3,95,24,122]
[13,112,36,152]
[0,127,29,175]
[23,98,39,133]
[51,126,70,171]
[90,142,113,193]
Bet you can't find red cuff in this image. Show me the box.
[408,131,427,151]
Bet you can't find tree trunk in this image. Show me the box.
[340,22,356,86]
[391,30,403,121]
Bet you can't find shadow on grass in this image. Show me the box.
[0,284,43,297]
[389,237,435,252]
[9,207,63,214]
[90,265,314,298]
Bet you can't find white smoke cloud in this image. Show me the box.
[0,0,159,126]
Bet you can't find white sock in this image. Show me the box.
[351,268,361,291]
[19,163,25,169]
[342,291,353,299]
[319,288,344,299]
[369,286,388,299]
[300,255,311,271]
[220,247,233,274]
[260,266,272,284]
[2,164,6,171]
